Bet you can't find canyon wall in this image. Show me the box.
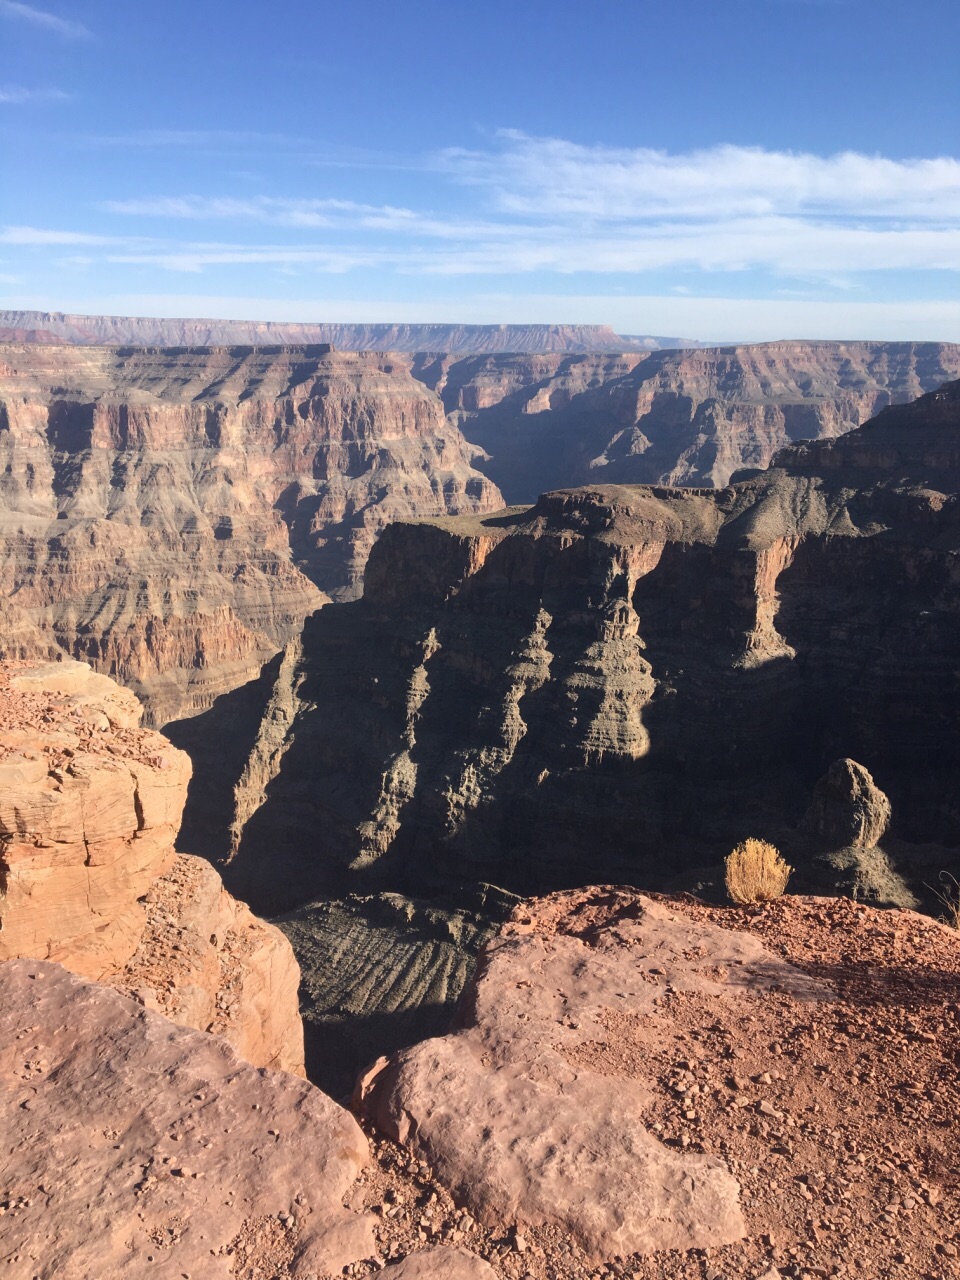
[414,340,960,497]
[0,343,501,722]
[224,382,960,914]
[3,336,958,729]
[0,310,696,353]
[0,658,304,1074]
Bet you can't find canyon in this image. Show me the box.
[0,343,500,722]
[1,350,959,1278]
[2,337,958,729]
[219,380,960,920]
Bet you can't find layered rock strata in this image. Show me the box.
[0,343,500,721]
[413,340,960,497]
[0,658,304,1073]
[226,382,960,910]
[277,886,517,1096]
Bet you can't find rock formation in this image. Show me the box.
[803,758,892,850]
[413,340,960,497]
[361,887,960,1280]
[0,310,695,353]
[0,658,304,1073]
[0,343,500,722]
[2,337,957,728]
[0,959,373,1280]
[224,381,960,912]
[277,886,517,1096]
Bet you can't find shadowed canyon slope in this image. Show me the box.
[0,343,500,722]
[413,340,960,497]
[223,381,960,914]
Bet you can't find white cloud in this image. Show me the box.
[0,226,116,245]
[443,133,960,222]
[0,0,89,38]
[90,136,960,281]
[8,136,960,294]
[0,84,68,103]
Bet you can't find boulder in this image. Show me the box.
[0,960,372,1280]
[804,757,892,849]
[358,891,828,1259]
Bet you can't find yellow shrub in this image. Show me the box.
[725,838,792,905]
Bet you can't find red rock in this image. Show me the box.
[0,659,304,1074]
[382,1246,498,1277]
[0,960,372,1280]
[358,892,834,1259]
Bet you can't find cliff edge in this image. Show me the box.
[0,658,304,1074]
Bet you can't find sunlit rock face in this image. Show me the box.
[0,343,501,723]
[0,658,305,1075]
[413,340,960,498]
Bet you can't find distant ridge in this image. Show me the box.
[0,310,704,354]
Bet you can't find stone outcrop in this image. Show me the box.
[0,960,372,1280]
[0,658,304,1074]
[363,888,960,1280]
[358,893,797,1258]
[803,758,892,850]
[0,343,500,722]
[224,382,960,911]
[414,340,960,497]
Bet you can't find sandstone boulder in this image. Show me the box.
[0,659,189,977]
[0,960,372,1280]
[803,757,892,850]
[358,892,828,1259]
[383,1246,498,1278]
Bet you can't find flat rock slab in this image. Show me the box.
[383,1245,498,1277]
[0,960,374,1279]
[359,892,831,1260]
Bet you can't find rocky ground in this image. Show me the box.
[353,890,960,1280]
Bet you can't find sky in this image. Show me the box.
[1,0,959,342]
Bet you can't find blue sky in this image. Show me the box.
[1,0,959,340]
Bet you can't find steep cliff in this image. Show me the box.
[0,343,500,722]
[0,658,304,1073]
[416,340,960,498]
[225,381,960,913]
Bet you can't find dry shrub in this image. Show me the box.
[930,871,960,929]
[725,838,793,905]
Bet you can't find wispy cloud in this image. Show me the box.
[442,133,960,221]
[0,226,117,246]
[0,0,90,38]
[0,84,69,103]
[9,135,960,285]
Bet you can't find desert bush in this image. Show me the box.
[930,871,960,929]
[725,838,793,905]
